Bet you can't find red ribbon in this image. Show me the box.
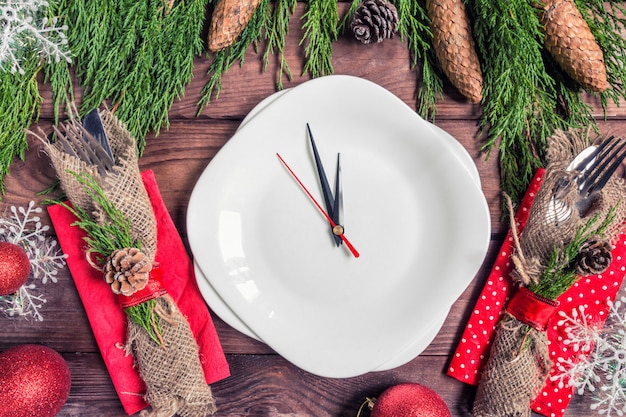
[506,286,559,331]
[118,266,167,309]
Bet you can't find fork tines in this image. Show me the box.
[578,135,626,198]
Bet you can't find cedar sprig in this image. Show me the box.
[468,0,573,204]
[300,0,339,78]
[392,0,442,120]
[55,0,206,152]
[198,0,271,113]
[61,172,140,264]
[125,299,163,347]
[529,207,617,301]
[263,0,297,90]
[59,171,164,346]
[0,60,42,195]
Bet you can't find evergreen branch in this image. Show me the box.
[44,61,74,125]
[0,59,42,195]
[126,299,163,346]
[468,0,571,204]
[417,53,445,121]
[198,0,270,113]
[59,171,165,346]
[263,0,297,90]
[392,0,442,120]
[60,172,139,264]
[59,0,206,152]
[393,0,430,68]
[529,207,617,300]
[300,0,338,78]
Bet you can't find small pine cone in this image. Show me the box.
[576,236,613,276]
[351,0,399,45]
[426,0,483,103]
[542,0,608,92]
[104,248,152,296]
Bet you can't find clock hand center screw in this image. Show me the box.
[332,225,344,236]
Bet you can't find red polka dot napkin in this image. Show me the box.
[447,168,626,417]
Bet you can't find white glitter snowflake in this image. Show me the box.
[553,297,626,416]
[0,0,71,75]
[0,201,66,321]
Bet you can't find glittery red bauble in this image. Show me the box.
[371,383,452,417]
[0,344,71,417]
[0,242,30,295]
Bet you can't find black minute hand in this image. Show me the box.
[306,123,342,246]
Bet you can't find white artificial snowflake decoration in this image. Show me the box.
[0,0,71,75]
[0,201,67,321]
[553,297,626,416]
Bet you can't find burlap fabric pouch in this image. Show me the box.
[473,128,626,417]
[40,109,216,417]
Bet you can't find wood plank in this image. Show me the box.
[52,352,597,417]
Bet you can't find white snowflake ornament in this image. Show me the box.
[0,201,66,320]
[0,0,71,75]
[553,296,626,416]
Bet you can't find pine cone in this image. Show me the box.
[576,236,612,276]
[426,0,483,103]
[542,0,608,92]
[208,0,262,52]
[351,0,398,45]
[104,248,152,296]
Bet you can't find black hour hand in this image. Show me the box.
[307,123,342,246]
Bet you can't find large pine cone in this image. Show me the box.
[104,248,152,296]
[542,0,608,92]
[576,236,612,276]
[351,0,398,45]
[426,0,483,103]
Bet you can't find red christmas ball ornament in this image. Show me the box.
[0,242,31,295]
[368,383,451,417]
[0,344,71,417]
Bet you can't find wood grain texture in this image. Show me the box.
[3,4,626,416]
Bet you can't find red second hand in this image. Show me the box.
[276,153,360,258]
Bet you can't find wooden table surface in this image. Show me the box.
[3,5,626,416]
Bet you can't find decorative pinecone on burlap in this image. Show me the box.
[542,0,608,92]
[426,0,483,103]
[576,236,613,276]
[351,0,398,45]
[104,248,152,296]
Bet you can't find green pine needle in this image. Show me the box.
[59,172,139,264]
[125,299,164,346]
[468,0,572,204]
[0,60,42,195]
[57,0,206,152]
[392,0,443,120]
[263,0,297,90]
[529,207,617,300]
[300,0,338,78]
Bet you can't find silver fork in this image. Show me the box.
[573,135,626,216]
[51,109,115,177]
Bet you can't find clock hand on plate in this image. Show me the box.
[276,153,360,258]
[306,123,342,246]
[332,153,342,246]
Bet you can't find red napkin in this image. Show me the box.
[48,170,230,415]
[447,169,626,417]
